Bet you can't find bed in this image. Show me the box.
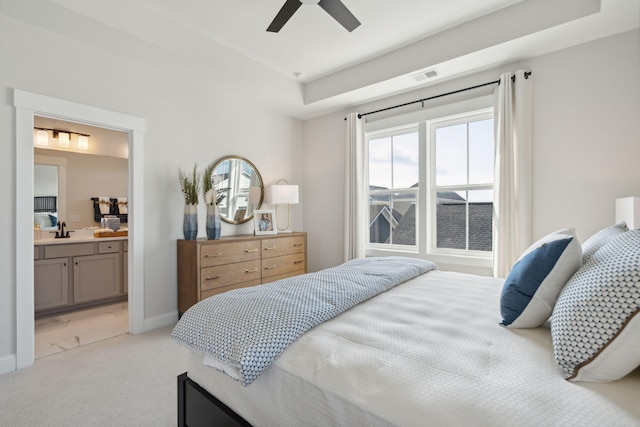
[173,229,640,427]
[34,196,59,232]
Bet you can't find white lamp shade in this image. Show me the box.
[58,132,70,147]
[266,184,299,205]
[35,130,49,146]
[615,197,640,230]
[77,135,89,150]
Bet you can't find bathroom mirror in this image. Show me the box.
[210,155,264,224]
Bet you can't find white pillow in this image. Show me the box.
[34,213,52,228]
[551,229,640,381]
[581,222,628,264]
[500,228,581,328]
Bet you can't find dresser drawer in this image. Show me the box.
[201,280,261,300]
[262,253,306,280]
[200,260,262,291]
[261,235,305,259]
[200,240,261,268]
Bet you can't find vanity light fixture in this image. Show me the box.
[34,127,90,150]
[56,131,70,147]
[77,135,89,150]
[265,179,299,233]
[35,129,49,146]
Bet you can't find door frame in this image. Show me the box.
[14,89,145,369]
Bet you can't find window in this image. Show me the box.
[366,108,494,265]
[368,127,419,248]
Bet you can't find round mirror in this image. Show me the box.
[210,156,264,224]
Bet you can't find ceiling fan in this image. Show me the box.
[267,0,361,33]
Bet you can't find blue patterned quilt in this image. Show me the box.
[171,256,436,386]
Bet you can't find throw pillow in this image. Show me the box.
[500,228,582,328]
[551,229,640,381]
[581,222,628,264]
[48,214,58,227]
[33,213,52,228]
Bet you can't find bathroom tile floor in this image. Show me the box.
[35,302,128,359]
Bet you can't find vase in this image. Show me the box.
[183,203,198,240]
[206,204,222,240]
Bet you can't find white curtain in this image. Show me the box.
[493,70,534,278]
[344,112,367,261]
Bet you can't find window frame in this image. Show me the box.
[366,124,420,253]
[427,108,494,260]
[365,107,494,269]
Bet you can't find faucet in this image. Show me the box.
[55,221,70,239]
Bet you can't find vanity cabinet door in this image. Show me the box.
[73,253,121,304]
[34,258,70,311]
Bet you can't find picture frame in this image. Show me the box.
[254,209,276,235]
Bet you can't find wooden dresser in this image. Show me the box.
[177,232,307,315]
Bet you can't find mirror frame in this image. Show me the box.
[210,155,264,225]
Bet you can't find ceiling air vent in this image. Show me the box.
[412,69,438,83]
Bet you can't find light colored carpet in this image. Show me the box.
[0,324,188,427]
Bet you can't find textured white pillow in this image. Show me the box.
[551,229,640,381]
[500,228,581,328]
[581,222,628,264]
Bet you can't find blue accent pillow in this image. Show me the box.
[49,214,58,227]
[500,228,582,328]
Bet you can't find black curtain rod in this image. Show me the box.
[352,71,531,120]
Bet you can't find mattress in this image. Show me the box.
[186,270,640,427]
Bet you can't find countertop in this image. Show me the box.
[34,235,128,246]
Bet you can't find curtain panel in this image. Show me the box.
[492,70,534,278]
[344,112,366,261]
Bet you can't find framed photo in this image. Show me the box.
[254,210,276,235]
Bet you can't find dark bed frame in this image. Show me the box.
[178,372,252,427]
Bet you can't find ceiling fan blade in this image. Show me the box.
[318,0,361,32]
[267,0,303,33]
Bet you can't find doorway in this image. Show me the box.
[14,89,145,370]
[33,119,130,358]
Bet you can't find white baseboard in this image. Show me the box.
[0,353,17,375]
[143,310,178,332]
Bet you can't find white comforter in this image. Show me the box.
[187,270,640,427]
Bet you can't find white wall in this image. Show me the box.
[0,16,303,364]
[302,29,640,273]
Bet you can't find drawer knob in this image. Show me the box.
[264,246,276,251]
[264,265,277,270]
[245,248,258,253]
[294,260,304,264]
[204,253,222,258]
[293,243,303,247]
[204,275,222,281]
[245,268,258,273]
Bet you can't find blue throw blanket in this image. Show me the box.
[171,256,436,386]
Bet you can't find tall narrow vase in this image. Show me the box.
[206,204,221,240]
[183,203,198,240]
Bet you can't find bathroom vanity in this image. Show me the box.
[34,236,128,317]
